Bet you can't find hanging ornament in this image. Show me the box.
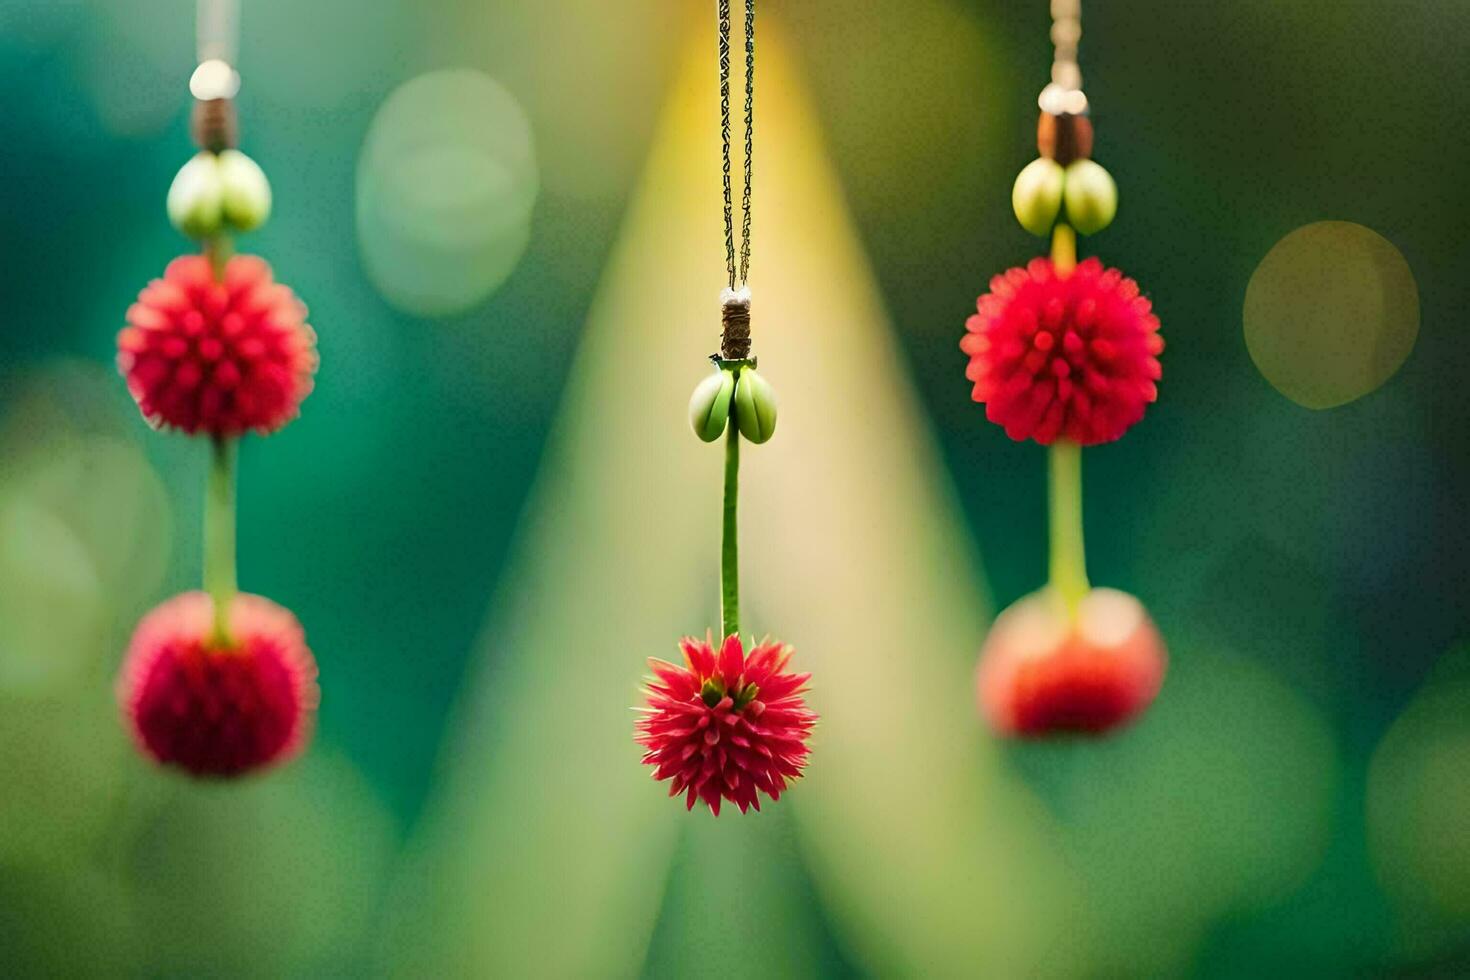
[115,0,320,778]
[963,0,1166,737]
[635,0,816,815]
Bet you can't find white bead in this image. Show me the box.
[190,59,240,101]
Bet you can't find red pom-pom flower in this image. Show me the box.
[118,591,319,777]
[962,257,1163,445]
[636,633,816,815]
[117,255,317,437]
[977,588,1166,737]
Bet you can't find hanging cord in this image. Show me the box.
[190,0,241,153]
[1036,0,1092,167]
[716,0,755,290]
[738,0,754,286]
[717,0,734,288]
[195,0,238,65]
[1039,0,1086,116]
[717,0,755,360]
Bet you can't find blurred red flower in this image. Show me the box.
[636,633,816,815]
[977,588,1166,736]
[119,591,319,777]
[118,254,317,437]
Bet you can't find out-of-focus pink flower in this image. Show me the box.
[978,587,1166,736]
[119,591,319,777]
[118,255,317,437]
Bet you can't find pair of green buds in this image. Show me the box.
[689,360,778,444]
[1011,156,1117,237]
[167,149,272,239]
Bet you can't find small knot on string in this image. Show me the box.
[191,97,238,152]
[720,285,752,361]
[1036,107,1093,165]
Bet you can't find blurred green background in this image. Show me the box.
[2,1,1469,976]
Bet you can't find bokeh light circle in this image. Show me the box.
[1037,644,1338,974]
[0,362,171,695]
[1244,221,1418,409]
[0,496,105,693]
[0,689,129,866]
[356,69,539,318]
[128,750,397,973]
[1367,649,1470,952]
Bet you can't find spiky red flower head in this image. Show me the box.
[636,633,816,815]
[961,257,1163,445]
[118,254,317,437]
[977,588,1166,737]
[118,591,319,777]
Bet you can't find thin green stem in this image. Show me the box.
[1046,221,1087,614]
[1051,222,1076,277]
[204,233,234,282]
[205,435,238,647]
[201,233,237,646]
[720,418,741,640]
[1048,439,1089,614]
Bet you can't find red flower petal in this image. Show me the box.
[717,633,744,687]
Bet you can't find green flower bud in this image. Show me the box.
[701,677,727,707]
[689,368,736,442]
[1011,157,1066,237]
[1062,159,1117,236]
[733,368,777,444]
[166,152,224,239]
[217,149,272,232]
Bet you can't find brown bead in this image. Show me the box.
[1037,111,1093,166]
[191,98,239,153]
[720,296,752,361]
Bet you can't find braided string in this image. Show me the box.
[738,0,754,285]
[717,0,754,289]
